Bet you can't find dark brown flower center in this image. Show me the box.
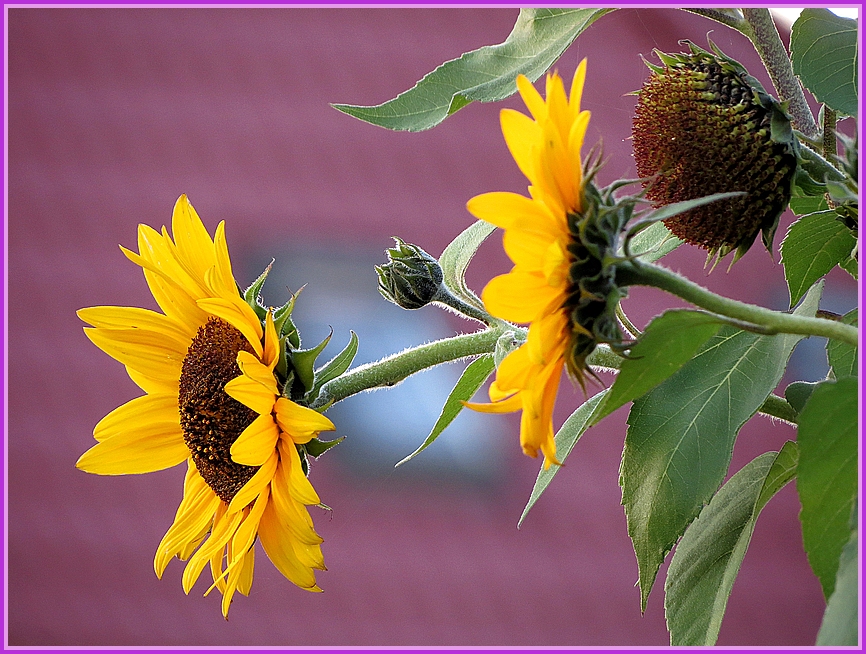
[178,317,259,503]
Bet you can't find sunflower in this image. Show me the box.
[76,194,335,618]
[464,60,606,470]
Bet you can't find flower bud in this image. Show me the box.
[632,41,798,264]
[376,237,444,310]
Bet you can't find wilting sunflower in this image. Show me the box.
[464,60,621,470]
[76,195,335,618]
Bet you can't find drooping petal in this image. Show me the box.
[258,499,321,591]
[155,462,220,577]
[279,439,320,505]
[270,456,324,546]
[182,503,243,595]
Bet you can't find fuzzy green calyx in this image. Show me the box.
[376,238,444,310]
[563,176,631,388]
[632,41,798,265]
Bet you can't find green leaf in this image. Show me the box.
[797,376,858,598]
[789,193,829,216]
[780,211,857,307]
[621,283,822,610]
[592,310,723,425]
[395,354,495,467]
[826,309,858,379]
[665,442,799,645]
[332,8,616,132]
[519,389,609,527]
[791,8,858,117]
[624,221,683,263]
[816,524,858,645]
[438,220,496,310]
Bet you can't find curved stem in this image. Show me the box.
[312,327,503,407]
[682,8,749,33]
[618,260,859,347]
[742,8,819,139]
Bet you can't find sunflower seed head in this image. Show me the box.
[632,42,798,265]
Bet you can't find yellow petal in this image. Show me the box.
[182,503,242,594]
[76,424,188,475]
[274,398,335,444]
[228,449,279,512]
[223,373,275,416]
[545,71,571,143]
[236,545,256,597]
[125,365,178,395]
[500,108,542,182]
[207,221,240,300]
[466,191,549,231]
[481,271,562,324]
[567,110,591,210]
[171,195,218,286]
[463,393,522,414]
[502,226,554,271]
[262,311,280,369]
[493,344,533,395]
[270,460,323,546]
[235,351,279,395]
[279,439,320,505]
[84,327,185,384]
[231,415,281,471]
[516,74,546,122]
[569,59,588,119]
[93,392,179,442]
[197,297,263,358]
[77,306,192,349]
[155,463,219,578]
[258,500,320,591]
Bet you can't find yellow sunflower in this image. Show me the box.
[465,60,595,470]
[76,194,335,618]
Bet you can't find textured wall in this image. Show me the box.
[8,7,849,646]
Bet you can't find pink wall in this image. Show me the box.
[7,7,851,646]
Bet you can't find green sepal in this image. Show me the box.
[273,290,301,348]
[306,331,360,403]
[290,330,332,394]
[243,260,274,321]
[784,380,820,414]
[304,436,346,459]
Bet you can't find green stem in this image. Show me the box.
[758,393,799,425]
[618,260,859,347]
[741,8,819,139]
[312,327,503,407]
[683,8,749,33]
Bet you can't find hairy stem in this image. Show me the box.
[683,8,749,33]
[313,328,503,407]
[742,8,819,138]
[618,260,859,347]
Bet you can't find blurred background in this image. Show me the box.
[7,7,857,647]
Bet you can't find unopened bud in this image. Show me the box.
[375,238,444,310]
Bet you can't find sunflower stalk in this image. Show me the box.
[617,259,859,346]
[741,8,820,139]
